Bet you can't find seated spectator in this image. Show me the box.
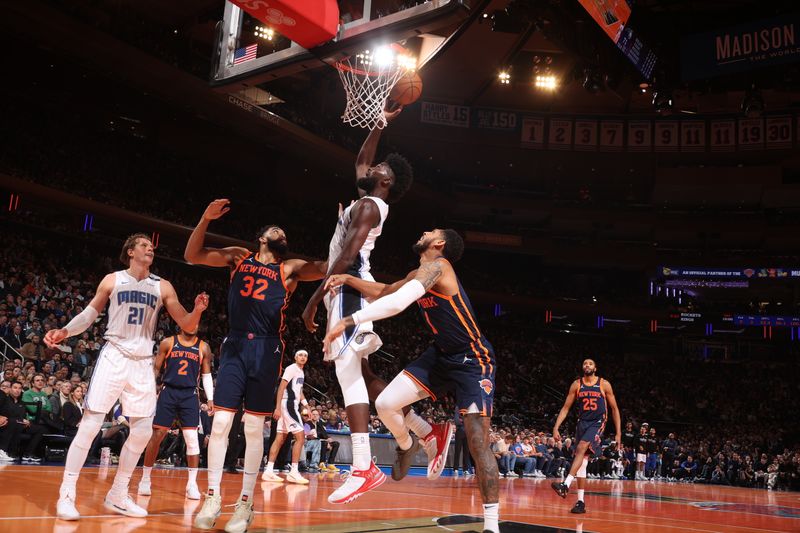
[303,411,321,472]
[310,408,338,470]
[22,374,53,425]
[0,381,46,461]
[510,437,536,477]
[676,455,698,480]
[533,436,553,477]
[61,385,84,440]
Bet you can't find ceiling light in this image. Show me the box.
[534,75,557,90]
[499,70,511,84]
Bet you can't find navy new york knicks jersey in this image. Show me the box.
[416,269,491,358]
[228,254,291,337]
[162,336,203,388]
[576,377,607,423]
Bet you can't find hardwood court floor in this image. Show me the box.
[0,465,798,532]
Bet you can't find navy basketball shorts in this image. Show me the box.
[404,340,496,417]
[575,419,605,455]
[215,334,283,416]
[153,386,199,429]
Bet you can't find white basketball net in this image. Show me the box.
[336,48,414,130]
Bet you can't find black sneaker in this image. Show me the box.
[570,500,586,514]
[551,481,569,499]
[391,434,420,481]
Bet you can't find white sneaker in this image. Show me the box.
[0,449,15,462]
[327,462,386,504]
[104,491,148,518]
[137,479,151,496]
[224,498,254,533]
[286,471,309,485]
[185,483,201,500]
[261,470,284,482]
[194,493,222,530]
[56,488,80,521]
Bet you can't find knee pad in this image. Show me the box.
[335,348,369,407]
[242,413,263,442]
[71,410,105,449]
[125,417,154,452]
[577,457,589,477]
[210,409,235,440]
[183,429,200,456]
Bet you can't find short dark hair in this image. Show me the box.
[440,229,464,262]
[385,153,413,204]
[255,225,279,243]
[119,233,151,266]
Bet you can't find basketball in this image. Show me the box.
[390,71,423,105]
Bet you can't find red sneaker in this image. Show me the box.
[423,422,455,480]
[327,462,387,504]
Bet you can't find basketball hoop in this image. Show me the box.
[335,44,416,130]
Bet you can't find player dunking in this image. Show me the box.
[138,327,214,500]
[551,359,621,514]
[262,349,310,485]
[324,229,502,533]
[45,233,209,521]
[186,200,325,533]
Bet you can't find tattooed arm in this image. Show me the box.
[323,259,452,354]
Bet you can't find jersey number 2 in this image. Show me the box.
[240,276,269,300]
[582,398,598,411]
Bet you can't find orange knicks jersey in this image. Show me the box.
[416,271,492,359]
[228,253,291,337]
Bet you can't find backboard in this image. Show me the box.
[211,0,475,93]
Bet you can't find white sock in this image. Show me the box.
[351,433,371,471]
[577,489,585,502]
[206,410,235,496]
[483,502,499,533]
[61,471,80,494]
[291,462,299,473]
[565,474,575,487]
[266,461,275,473]
[142,466,152,482]
[188,467,198,486]
[405,411,433,439]
[241,471,257,501]
[111,442,142,495]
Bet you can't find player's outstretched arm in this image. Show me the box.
[153,337,172,379]
[161,280,209,334]
[324,270,416,300]
[302,200,381,333]
[603,379,622,448]
[323,259,447,355]
[44,273,114,348]
[285,259,328,283]
[354,105,402,190]
[185,199,250,268]
[552,380,579,442]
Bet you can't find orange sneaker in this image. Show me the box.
[423,422,454,480]
[327,462,386,504]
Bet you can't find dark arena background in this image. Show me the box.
[1,1,799,532]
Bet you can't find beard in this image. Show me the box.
[583,368,595,376]
[356,175,379,194]
[411,239,429,256]
[267,239,288,255]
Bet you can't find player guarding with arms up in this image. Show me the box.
[324,229,502,533]
[186,200,326,533]
[138,326,214,500]
[262,349,310,485]
[551,359,621,514]
[45,233,209,521]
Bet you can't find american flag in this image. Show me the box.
[233,44,257,65]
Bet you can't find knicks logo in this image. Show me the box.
[478,379,493,395]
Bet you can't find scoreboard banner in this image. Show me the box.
[661,266,800,278]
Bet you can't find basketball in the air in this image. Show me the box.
[390,72,423,105]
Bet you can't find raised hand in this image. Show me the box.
[202,199,231,221]
[323,319,348,357]
[194,293,210,312]
[302,302,319,334]
[44,328,68,349]
[384,103,403,122]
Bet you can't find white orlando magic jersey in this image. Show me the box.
[281,363,305,408]
[104,270,163,357]
[327,196,388,278]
